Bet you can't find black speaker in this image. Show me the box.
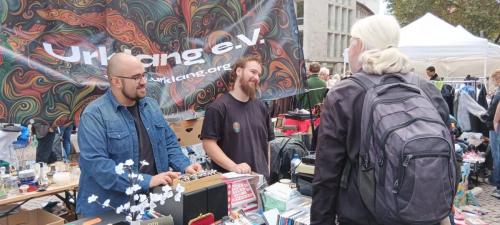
[206,182,228,220]
[154,181,227,225]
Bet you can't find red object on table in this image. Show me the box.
[282,118,320,136]
[27,184,38,192]
[188,213,214,225]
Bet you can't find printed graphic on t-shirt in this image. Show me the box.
[232,122,240,133]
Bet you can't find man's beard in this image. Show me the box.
[240,79,258,100]
[122,86,145,102]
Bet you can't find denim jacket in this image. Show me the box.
[76,90,190,217]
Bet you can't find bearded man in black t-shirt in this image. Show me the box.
[201,55,275,177]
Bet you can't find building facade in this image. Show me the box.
[296,0,379,74]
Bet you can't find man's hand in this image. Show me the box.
[230,163,251,174]
[185,163,203,174]
[149,171,180,188]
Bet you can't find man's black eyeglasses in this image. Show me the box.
[113,72,147,82]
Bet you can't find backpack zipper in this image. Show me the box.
[393,152,450,193]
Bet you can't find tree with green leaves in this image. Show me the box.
[386,0,500,43]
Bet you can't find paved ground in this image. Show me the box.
[474,184,500,224]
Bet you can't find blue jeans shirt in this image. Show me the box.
[76,90,190,217]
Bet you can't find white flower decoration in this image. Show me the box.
[125,159,134,166]
[116,205,124,214]
[175,184,185,193]
[164,190,173,199]
[87,194,98,204]
[88,159,185,221]
[174,192,182,202]
[132,184,141,192]
[162,185,172,192]
[150,193,162,202]
[102,199,110,208]
[125,187,134,196]
[115,163,125,175]
[139,194,148,203]
[123,202,130,210]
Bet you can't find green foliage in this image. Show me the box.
[386,0,500,42]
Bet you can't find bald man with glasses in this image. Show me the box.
[76,53,202,217]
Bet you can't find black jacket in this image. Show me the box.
[311,73,450,225]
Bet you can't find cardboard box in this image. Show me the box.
[64,213,173,225]
[0,208,64,225]
[169,118,204,146]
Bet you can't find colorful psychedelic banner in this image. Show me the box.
[0,0,305,125]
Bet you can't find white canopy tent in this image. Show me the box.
[398,13,500,80]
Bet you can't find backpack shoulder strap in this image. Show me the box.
[340,72,377,189]
[402,73,438,102]
[348,72,377,91]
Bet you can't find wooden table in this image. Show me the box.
[0,179,79,218]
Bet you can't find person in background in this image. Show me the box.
[326,74,342,90]
[77,53,202,217]
[485,69,500,199]
[319,67,330,82]
[59,124,73,162]
[297,62,327,109]
[427,66,440,80]
[201,55,275,177]
[32,122,60,164]
[494,99,500,132]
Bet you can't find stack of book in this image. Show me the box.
[277,200,311,225]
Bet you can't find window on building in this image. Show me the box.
[335,34,341,57]
[342,8,347,33]
[336,6,341,31]
[342,35,347,55]
[296,0,304,25]
[327,33,334,58]
[348,9,352,30]
[328,4,334,30]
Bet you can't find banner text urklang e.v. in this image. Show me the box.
[0,0,306,125]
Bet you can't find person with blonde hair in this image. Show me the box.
[311,15,452,225]
[319,67,330,82]
[485,69,500,199]
[326,74,341,89]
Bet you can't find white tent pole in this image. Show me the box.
[484,43,488,80]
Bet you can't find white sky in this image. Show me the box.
[379,0,389,15]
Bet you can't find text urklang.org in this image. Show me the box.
[149,63,232,84]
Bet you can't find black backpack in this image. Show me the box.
[345,72,457,225]
[269,137,309,184]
